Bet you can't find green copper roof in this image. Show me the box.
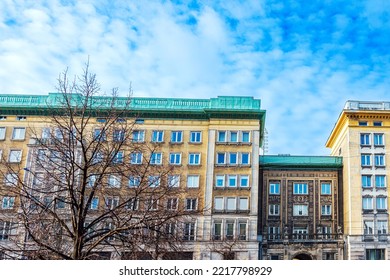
[260,155,343,169]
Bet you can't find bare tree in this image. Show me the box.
[0,63,200,259]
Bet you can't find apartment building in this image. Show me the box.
[326,101,390,260]
[259,155,344,260]
[0,93,265,260]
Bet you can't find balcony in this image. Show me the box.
[264,233,343,243]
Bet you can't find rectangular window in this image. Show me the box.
[183,222,195,241]
[373,121,383,127]
[240,153,250,165]
[151,130,164,142]
[241,131,250,143]
[293,183,308,194]
[128,176,141,188]
[168,175,180,188]
[366,249,385,260]
[214,197,224,211]
[238,221,247,240]
[374,134,384,146]
[170,131,183,143]
[0,116,6,120]
[240,175,249,188]
[293,204,308,216]
[105,197,119,210]
[226,197,236,210]
[217,131,226,142]
[130,152,143,164]
[293,227,308,239]
[215,175,225,188]
[268,227,280,240]
[362,197,373,210]
[188,153,201,165]
[12,127,26,140]
[228,175,237,188]
[376,197,387,210]
[375,154,385,167]
[229,131,238,142]
[213,220,222,240]
[112,151,124,164]
[321,205,332,215]
[150,152,162,165]
[187,175,199,188]
[360,133,370,146]
[185,198,197,211]
[269,182,280,194]
[0,127,5,140]
[132,130,145,142]
[108,175,121,188]
[364,220,374,235]
[225,221,234,240]
[362,175,372,188]
[269,204,280,215]
[90,197,99,210]
[238,197,248,210]
[377,220,388,235]
[228,153,238,165]
[361,154,371,166]
[113,129,125,142]
[0,221,12,241]
[148,176,160,188]
[375,175,386,188]
[167,198,178,210]
[359,121,368,126]
[9,150,22,163]
[2,197,15,209]
[169,153,182,165]
[146,198,158,210]
[4,173,18,187]
[93,128,106,141]
[189,131,201,143]
[126,198,139,211]
[216,152,226,164]
[321,183,331,195]
[55,196,66,209]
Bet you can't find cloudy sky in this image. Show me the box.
[1,0,390,155]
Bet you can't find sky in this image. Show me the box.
[1,0,390,155]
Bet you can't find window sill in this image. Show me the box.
[169,142,183,145]
[188,142,202,145]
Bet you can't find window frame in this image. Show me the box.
[269,204,280,216]
[151,130,164,143]
[293,183,308,195]
[293,204,308,216]
[170,131,183,143]
[189,131,201,143]
[188,153,201,165]
[269,182,280,195]
[12,127,26,140]
[169,153,182,165]
[187,175,200,188]
[8,150,22,163]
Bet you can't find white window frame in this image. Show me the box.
[240,153,250,165]
[293,204,308,216]
[0,127,6,140]
[227,175,237,188]
[241,131,250,143]
[189,131,201,143]
[150,152,162,165]
[151,130,164,143]
[105,196,119,210]
[364,220,374,235]
[226,197,237,211]
[240,175,249,188]
[170,131,183,143]
[167,198,178,210]
[128,176,141,188]
[361,154,371,166]
[362,196,373,210]
[360,133,370,146]
[374,133,384,146]
[168,175,180,188]
[215,175,225,188]
[321,204,332,215]
[217,131,227,142]
[376,196,387,210]
[188,153,201,165]
[148,175,160,188]
[269,182,280,194]
[362,175,372,188]
[108,175,121,188]
[187,175,199,188]
[228,152,238,165]
[2,197,15,209]
[132,130,145,142]
[12,127,26,140]
[130,152,143,164]
[185,198,197,211]
[214,197,224,211]
[4,173,18,187]
[169,153,182,165]
[375,175,386,188]
[321,183,332,195]
[375,154,385,167]
[269,204,280,215]
[127,198,139,211]
[216,152,226,165]
[90,197,99,210]
[377,220,388,235]
[8,150,22,163]
[293,183,308,194]
[238,197,249,211]
[229,131,238,142]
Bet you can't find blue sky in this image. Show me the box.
[1,0,390,155]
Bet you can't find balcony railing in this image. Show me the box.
[264,233,343,242]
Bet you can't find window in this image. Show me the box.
[366,249,385,260]
[364,220,374,235]
[185,198,197,211]
[268,227,280,240]
[240,175,249,188]
[269,204,280,215]
[240,153,250,165]
[190,131,201,143]
[375,154,385,167]
[226,197,236,211]
[293,204,308,216]
[377,220,388,235]
[55,196,66,209]
[170,131,183,143]
[376,196,387,211]
[167,198,178,210]
[151,130,164,142]
[360,133,370,146]
[112,151,124,164]
[321,205,332,215]
[362,175,372,188]
[183,222,195,241]
[214,197,224,211]
[92,151,104,164]
[87,174,98,188]
[9,150,22,163]
[225,221,234,240]
[241,131,250,143]
[293,183,308,194]
[169,153,181,165]
[188,153,200,165]
[373,121,383,127]
[227,175,237,188]
[376,175,386,188]
[146,198,158,210]
[12,127,25,140]
[213,220,222,240]
[4,173,18,187]
[374,134,384,146]
[93,128,106,141]
[130,152,143,164]
[321,183,331,194]
[126,198,139,211]
[0,221,12,241]
[148,176,160,188]
[361,154,371,166]
[269,182,280,194]
[229,131,238,142]
[90,197,99,209]
[216,153,226,164]
[16,116,26,121]
[362,196,373,210]
[129,176,141,188]
[168,175,180,188]
[0,127,5,140]
[113,129,125,142]
[238,221,247,240]
[359,121,368,126]
[293,227,308,239]
[2,197,15,209]
[132,130,145,142]
[105,197,119,210]
[187,175,199,188]
[215,175,225,188]
[321,226,332,239]
[217,131,226,142]
[108,175,121,188]
[150,152,162,165]
[238,197,248,211]
[228,152,237,165]
[96,118,106,123]
[0,116,6,120]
